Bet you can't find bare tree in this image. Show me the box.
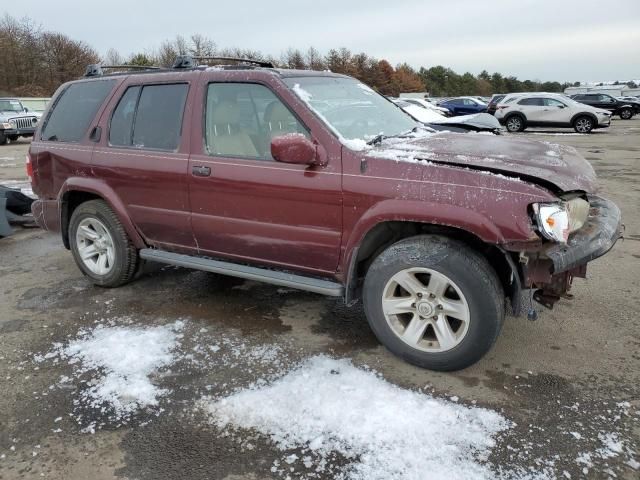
[189,34,216,57]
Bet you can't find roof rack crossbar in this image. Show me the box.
[172,55,274,69]
[84,64,161,77]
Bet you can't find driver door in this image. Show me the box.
[188,80,343,275]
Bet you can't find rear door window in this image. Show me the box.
[108,83,188,151]
[41,80,116,142]
[109,86,140,146]
[518,98,543,106]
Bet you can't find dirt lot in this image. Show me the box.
[1,120,639,480]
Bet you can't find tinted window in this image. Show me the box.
[41,80,115,142]
[518,98,543,106]
[109,86,140,146]
[205,83,308,161]
[132,84,188,150]
[544,98,565,107]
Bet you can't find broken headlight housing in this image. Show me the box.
[532,203,570,243]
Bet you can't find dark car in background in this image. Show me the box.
[487,94,506,115]
[437,97,488,116]
[571,93,640,119]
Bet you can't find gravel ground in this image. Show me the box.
[1,119,639,480]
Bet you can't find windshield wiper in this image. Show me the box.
[47,135,58,141]
[367,126,424,146]
[366,133,387,145]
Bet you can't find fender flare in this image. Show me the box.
[58,177,146,249]
[570,111,597,126]
[341,200,507,303]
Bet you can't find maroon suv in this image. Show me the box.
[28,57,622,371]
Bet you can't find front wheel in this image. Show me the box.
[363,235,504,371]
[69,199,139,287]
[573,116,593,133]
[0,131,7,145]
[619,108,633,120]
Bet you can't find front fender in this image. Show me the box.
[340,199,506,276]
[59,177,146,249]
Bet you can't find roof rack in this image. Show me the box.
[84,64,161,77]
[172,55,274,69]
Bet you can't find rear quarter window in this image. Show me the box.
[41,80,116,142]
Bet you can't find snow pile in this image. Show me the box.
[54,321,183,417]
[207,355,510,480]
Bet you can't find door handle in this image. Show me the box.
[192,165,211,177]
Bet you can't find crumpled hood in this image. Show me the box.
[369,132,598,193]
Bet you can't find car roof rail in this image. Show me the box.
[84,64,161,77]
[172,55,274,69]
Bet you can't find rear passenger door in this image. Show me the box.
[92,78,196,250]
[187,79,343,275]
[516,97,545,122]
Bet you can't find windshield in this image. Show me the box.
[284,77,417,143]
[0,99,24,113]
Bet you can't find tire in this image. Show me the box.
[619,108,633,120]
[505,115,525,132]
[573,115,593,133]
[69,199,139,287]
[0,131,7,145]
[363,235,505,371]
[7,135,19,141]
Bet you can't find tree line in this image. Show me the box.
[0,13,595,99]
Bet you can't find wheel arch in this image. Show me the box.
[59,178,146,250]
[344,220,520,313]
[570,111,597,126]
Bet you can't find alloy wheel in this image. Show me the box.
[381,267,470,352]
[75,217,115,276]
[575,118,592,133]
[506,117,522,132]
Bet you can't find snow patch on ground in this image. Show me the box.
[39,321,183,420]
[206,355,510,480]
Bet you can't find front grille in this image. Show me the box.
[10,116,38,129]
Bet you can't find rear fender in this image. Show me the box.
[59,177,146,249]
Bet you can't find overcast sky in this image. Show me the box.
[7,0,640,82]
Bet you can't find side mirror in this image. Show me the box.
[271,134,323,166]
[24,107,29,112]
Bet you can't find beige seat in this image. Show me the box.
[206,100,258,157]
[264,101,301,141]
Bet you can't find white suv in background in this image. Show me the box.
[494,93,611,133]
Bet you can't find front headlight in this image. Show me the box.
[532,203,569,243]
[1,122,11,129]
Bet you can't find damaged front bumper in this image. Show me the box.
[519,195,622,309]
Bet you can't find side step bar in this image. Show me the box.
[139,249,344,297]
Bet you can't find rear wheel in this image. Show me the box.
[619,108,633,120]
[69,199,139,287]
[573,116,593,133]
[363,235,504,371]
[505,115,525,132]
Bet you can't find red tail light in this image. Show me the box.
[26,153,34,181]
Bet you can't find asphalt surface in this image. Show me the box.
[1,119,639,480]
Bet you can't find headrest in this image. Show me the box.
[211,100,240,125]
[264,101,294,125]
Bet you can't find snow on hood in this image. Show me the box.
[354,131,597,193]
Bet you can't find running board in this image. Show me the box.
[139,249,344,297]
